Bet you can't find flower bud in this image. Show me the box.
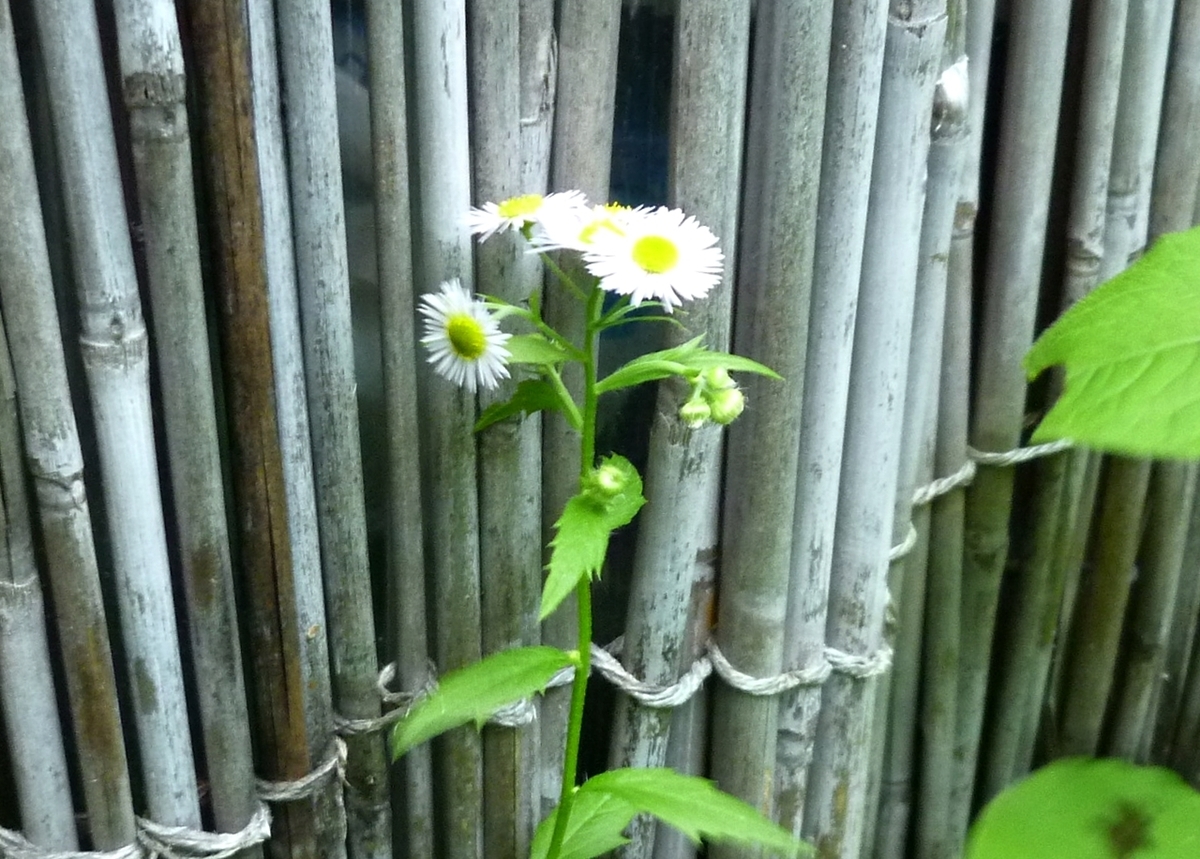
[582,460,629,505]
[679,397,712,429]
[701,366,735,390]
[708,386,745,425]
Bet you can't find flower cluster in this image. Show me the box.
[419,191,725,395]
[679,367,745,429]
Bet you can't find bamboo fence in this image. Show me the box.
[0,2,1198,859]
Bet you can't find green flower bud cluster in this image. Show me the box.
[679,366,745,429]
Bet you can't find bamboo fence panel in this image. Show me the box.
[539,0,622,819]
[34,0,203,830]
[605,7,749,859]
[184,1,328,856]
[408,3,484,857]
[364,0,436,854]
[244,2,345,852]
[709,2,830,850]
[467,5,543,857]
[0,14,136,847]
[775,0,870,837]
[0,2,1199,858]
[111,0,261,840]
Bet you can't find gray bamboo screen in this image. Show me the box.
[0,1,1197,859]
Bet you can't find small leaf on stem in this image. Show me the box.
[541,455,645,619]
[390,646,575,759]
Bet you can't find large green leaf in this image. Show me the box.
[531,769,808,859]
[580,769,807,856]
[1025,225,1200,458]
[529,790,637,859]
[390,646,575,758]
[475,378,578,433]
[966,757,1200,859]
[540,455,645,619]
[596,337,782,395]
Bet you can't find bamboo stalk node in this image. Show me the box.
[0,802,271,859]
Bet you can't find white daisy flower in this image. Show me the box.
[581,206,724,311]
[467,190,589,242]
[527,202,632,254]
[419,279,512,392]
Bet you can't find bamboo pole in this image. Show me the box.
[1154,499,1200,760]
[408,3,484,856]
[0,307,76,850]
[274,4,389,855]
[979,0,1127,799]
[466,5,543,857]
[604,6,749,859]
[540,0,621,818]
[1100,0,1176,280]
[804,6,945,859]
[519,0,555,196]
[111,0,260,839]
[774,0,876,835]
[1108,465,1198,757]
[0,11,134,846]
[707,2,831,850]
[1171,609,1200,778]
[184,2,323,856]
[243,4,345,854]
[953,0,1072,834]
[888,27,968,859]
[1056,457,1151,754]
[33,0,201,829]
[364,0,436,854]
[1147,0,1200,242]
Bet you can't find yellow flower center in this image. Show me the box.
[446,313,487,360]
[631,235,679,274]
[497,194,544,221]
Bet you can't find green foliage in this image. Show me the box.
[1025,225,1200,458]
[966,758,1200,859]
[530,769,808,859]
[475,378,580,433]
[390,646,576,759]
[596,336,783,395]
[540,455,645,619]
[506,333,575,366]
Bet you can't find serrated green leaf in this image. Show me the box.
[390,646,574,759]
[529,790,637,859]
[596,337,782,394]
[966,757,1200,859]
[578,769,808,857]
[506,333,576,365]
[541,455,645,619]
[475,379,571,432]
[1025,225,1200,458]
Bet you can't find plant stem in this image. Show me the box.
[547,283,603,859]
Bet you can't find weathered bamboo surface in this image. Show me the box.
[0,2,1197,859]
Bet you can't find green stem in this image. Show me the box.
[546,284,603,859]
